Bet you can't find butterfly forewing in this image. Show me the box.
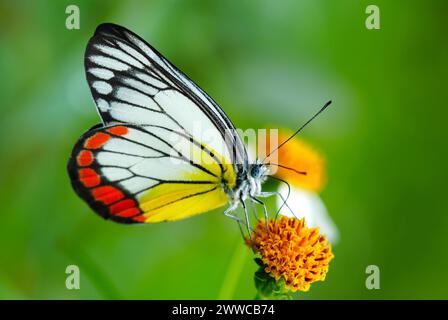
[84,23,247,167]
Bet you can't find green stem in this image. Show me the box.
[218,238,249,299]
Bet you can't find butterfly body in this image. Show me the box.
[68,23,271,225]
[232,162,269,201]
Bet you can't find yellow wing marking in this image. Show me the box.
[137,143,237,222]
[138,183,228,222]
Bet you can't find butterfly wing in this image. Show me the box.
[68,124,235,223]
[84,23,248,169]
[69,23,249,223]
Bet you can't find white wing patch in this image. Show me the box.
[115,40,152,66]
[102,131,164,157]
[135,72,167,89]
[89,55,130,71]
[129,158,203,181]
[96,98,109,112]
[101,167,133,181]
[94,43,145,69]
[88,68,114,80]
[97,151,143,167]
[119,176,158,194]
[92,81,113,95]
[153,90,231,161]
[122,78,159,96]
[115,87,158,109]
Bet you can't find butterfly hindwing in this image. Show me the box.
[68,124,234,223]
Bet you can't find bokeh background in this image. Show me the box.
[1,0,447,299]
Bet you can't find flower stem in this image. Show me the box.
[218,237,249,299]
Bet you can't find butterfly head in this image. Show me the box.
[244,160,268,197]
[249,161,269,181]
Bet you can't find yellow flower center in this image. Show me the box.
[248,217,334,292]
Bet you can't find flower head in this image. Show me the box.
[247,217,334,293]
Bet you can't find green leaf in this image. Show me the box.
[253,263,292,300]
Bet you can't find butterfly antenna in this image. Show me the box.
[262,100,332,162]
[267,163,307,176]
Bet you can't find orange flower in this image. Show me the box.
[261,129,325,192]
[247,217,334,293]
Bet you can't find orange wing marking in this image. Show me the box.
[79,168,100,187]
[84,132,110,149]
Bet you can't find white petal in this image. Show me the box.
[277,184,340,244]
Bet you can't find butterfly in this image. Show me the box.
[67,23,330,229]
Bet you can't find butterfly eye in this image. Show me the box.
[250,164,262,178]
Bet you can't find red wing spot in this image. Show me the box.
[109,199,137,215]
[84,132,110,149]
[116,207,141,218]
[91,186,124,205]
[77,150,93,166]
[79,168,100,187]
[132,215,147,223]
[108,126,128,136]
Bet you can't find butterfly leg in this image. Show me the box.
[250,197,269,232]
[239,199,252,239]
[224,204,248,239]
[248,200,260,223]
[259,191,296,219]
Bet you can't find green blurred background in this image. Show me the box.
[1,0,447,299]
